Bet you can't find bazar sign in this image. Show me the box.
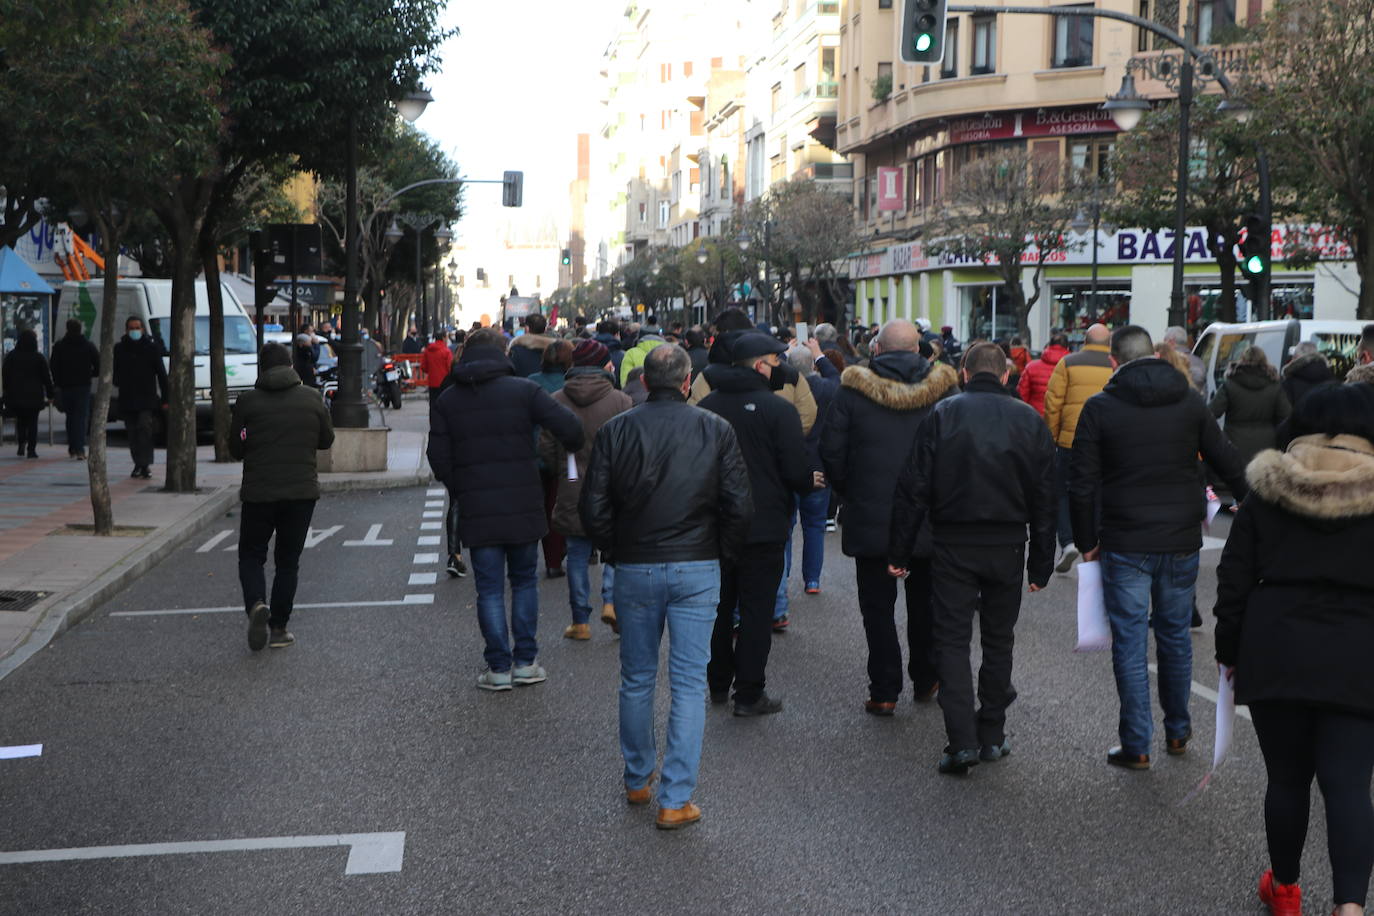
[948,107,1120,144]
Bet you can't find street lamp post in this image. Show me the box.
[387,213,449,338]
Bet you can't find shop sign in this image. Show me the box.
[948,107,1120,145]
[876,167,904,212]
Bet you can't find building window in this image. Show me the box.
[879,0,892,8]
[684,60,694,77]
[1137,0,1150,52]
[658,201,669,228]
[771,83,782,115]
[638,203,647,224]
[720,159,730,197]
[1068,138,1115,181]
[1198,0,1235,44]
[1052,7,1094,68]
[821,47,836,81]
[971,16,996,74]
[794,62,807,96]
[940,19,959,78]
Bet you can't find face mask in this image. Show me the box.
[768,362,787,391]
[128,330,143,341]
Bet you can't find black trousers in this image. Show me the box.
[12,408,39,454]
[237,499,316,629]
[854,556,937,703]
[1251,701,1374,906]
[709,542,785,704]
[445,490,462,559]
[931,542,1025,751]
[122,409,155,468]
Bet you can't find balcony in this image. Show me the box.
[815,81,839,98]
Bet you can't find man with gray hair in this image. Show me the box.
[813,322,839,352]
[1163,326,1206,391]
[580,343,752,830]
[1070,325,1246,770]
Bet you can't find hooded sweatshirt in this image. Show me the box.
[539,367,634,536]
[618,333,666,387]
[228,364,335,502]
[688,329,819,434]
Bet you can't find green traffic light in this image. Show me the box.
[1245,254,1266,274]
[915,32,933,52]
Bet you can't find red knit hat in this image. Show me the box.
[572,339,610,367]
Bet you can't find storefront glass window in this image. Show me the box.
[1049,282,1131,342]
[960,285,1021,342]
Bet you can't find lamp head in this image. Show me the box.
[396,87,434,123]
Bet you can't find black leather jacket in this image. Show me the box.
[889,374,1058,586]
[579,388,753,564]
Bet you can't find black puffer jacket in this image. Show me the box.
[428,345,583,548]
[49,331,99,388]
[1,344,54,410]
[579,389,752,564]
[228,365,334,502]
[1210,363,1291,468]
[700,365,813,544]
[819,350,959,559]
[1071,358,1246,554]
[112,333,167,412]
[889,374,1058,585]
[1280,353,1335,412]
[1215,434,1374,712]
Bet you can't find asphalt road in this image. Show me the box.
[0,494,1334,914]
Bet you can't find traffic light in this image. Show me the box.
[502,170,524,207]
[560,248,571,266]
[901,0,947,64]
[1240,213,1270,278]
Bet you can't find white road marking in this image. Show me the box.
[424,500,444,509]
[0,744,42,760]
[420,521,442,530]
[413,553,440,565]
[0,831,406,876]
[303,526,344,549]
[1148,664,1252,721]
[421,511,443,519]
[416,536,441,547]
[408,572,438,586]
[343,524,394,547]
[195,531,232,553]
[111,595,434,618]
[426,488,445,497]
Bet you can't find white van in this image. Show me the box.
[55,279,260,427]
[1193,319,1368,400]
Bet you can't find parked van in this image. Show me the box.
[55,279,259,427]
[1193,319,1367,400]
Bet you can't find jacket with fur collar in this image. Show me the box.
[1213,433,1374,711]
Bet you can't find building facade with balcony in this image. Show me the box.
[836,0,1359,345]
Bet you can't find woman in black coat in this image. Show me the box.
[2,329,54,458]
[1214,383,1374,916]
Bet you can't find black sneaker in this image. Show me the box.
[130,466,142,479]
[246,600,269,651]
[980,740,1011,762]
[268,628,295,649]
[446,554,467,578]
[733,693,783,717]
[938,748,980,775]
[139,466,153,479]
[709,689,729,705]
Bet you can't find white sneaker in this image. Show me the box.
[512,662,547,686]
[476,669,513,691]
[1055,546,1080,574]
[825,519,838,533]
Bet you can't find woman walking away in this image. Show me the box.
[1214,383,1374,916]
[530,340,573,578]
[1211,346,1292,468]
[2,329,54,458]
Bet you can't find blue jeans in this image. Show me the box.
[1100,550,1200,755]
[62,386,91,455]
[470,542,540,672]
[566,538,614,623]
[774,488,829,618]
[616,561,720,809]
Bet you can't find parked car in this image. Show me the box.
[1193,319,1367,400]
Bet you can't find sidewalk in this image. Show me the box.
[0,411,431,681]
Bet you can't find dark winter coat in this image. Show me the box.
[293,345,317,388]
[889,374,1058,585]
[427,344,584,548]
[1280,353,1336,412]
[687,344,710,379]
[228,365,334,503]
[49,332,99,389]
[508,332,556,379]
[1210,363,1292,468]
[1,343,54,410]
[819,351,960,559]
[539,368,633,537]
[700,365,814,544]
[1071,358,1247,554]
[579,389,752,564]
[112,333,168,412]
[1214,434,1374,713]
[594,332,626,384]
[803,371,840,472]
[689,330,818,434]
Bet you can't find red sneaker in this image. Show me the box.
[1258,868,1302,916]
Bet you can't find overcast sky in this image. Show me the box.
[423,0,622,244]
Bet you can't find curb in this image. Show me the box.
[0,452,431,684]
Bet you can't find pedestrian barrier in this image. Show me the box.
[392,354,423,391]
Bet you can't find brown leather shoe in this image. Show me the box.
[1107,746,1151,770]
[601,604,619,634]
[563,623,591,641]
[864,700,896,717]
[625,773,655,806]
[655,801,702,830]
[1166,734,1190,756]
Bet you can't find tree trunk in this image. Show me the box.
[1208,218,1239,324]
[199,222,232,462]
[164,239,200,492]
[86,212,121,536]
[1004,266,1032,347]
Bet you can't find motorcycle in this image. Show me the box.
[374,360,403,409]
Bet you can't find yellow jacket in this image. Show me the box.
[1044,343,1113,448]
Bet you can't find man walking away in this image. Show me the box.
[1018,332,1069,416]
[700,332,813,717]
[690,308,818,435]
[1043,323,1113,571]
[618,324,667,388]
[421,330,454,407]
[49,319,100,459]
[889,343,1056,774]
[229,343,335,651]
[1163,326,1206,391]
[580,344,751,829]
[1070,325,1247,769]
[820,319,958,716]
[539,339,632,640]
[427,328,583,691]
[684,327,710,380]
[508,313,556,378]
[111,315,167,479]
[594,319,627,384]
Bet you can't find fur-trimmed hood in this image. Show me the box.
[1247,434,1374,520]
[511,332,556,351]
[840,358,958,411]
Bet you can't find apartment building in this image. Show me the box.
[836,0,1359,344]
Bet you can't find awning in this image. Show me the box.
[0,247,54,295]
